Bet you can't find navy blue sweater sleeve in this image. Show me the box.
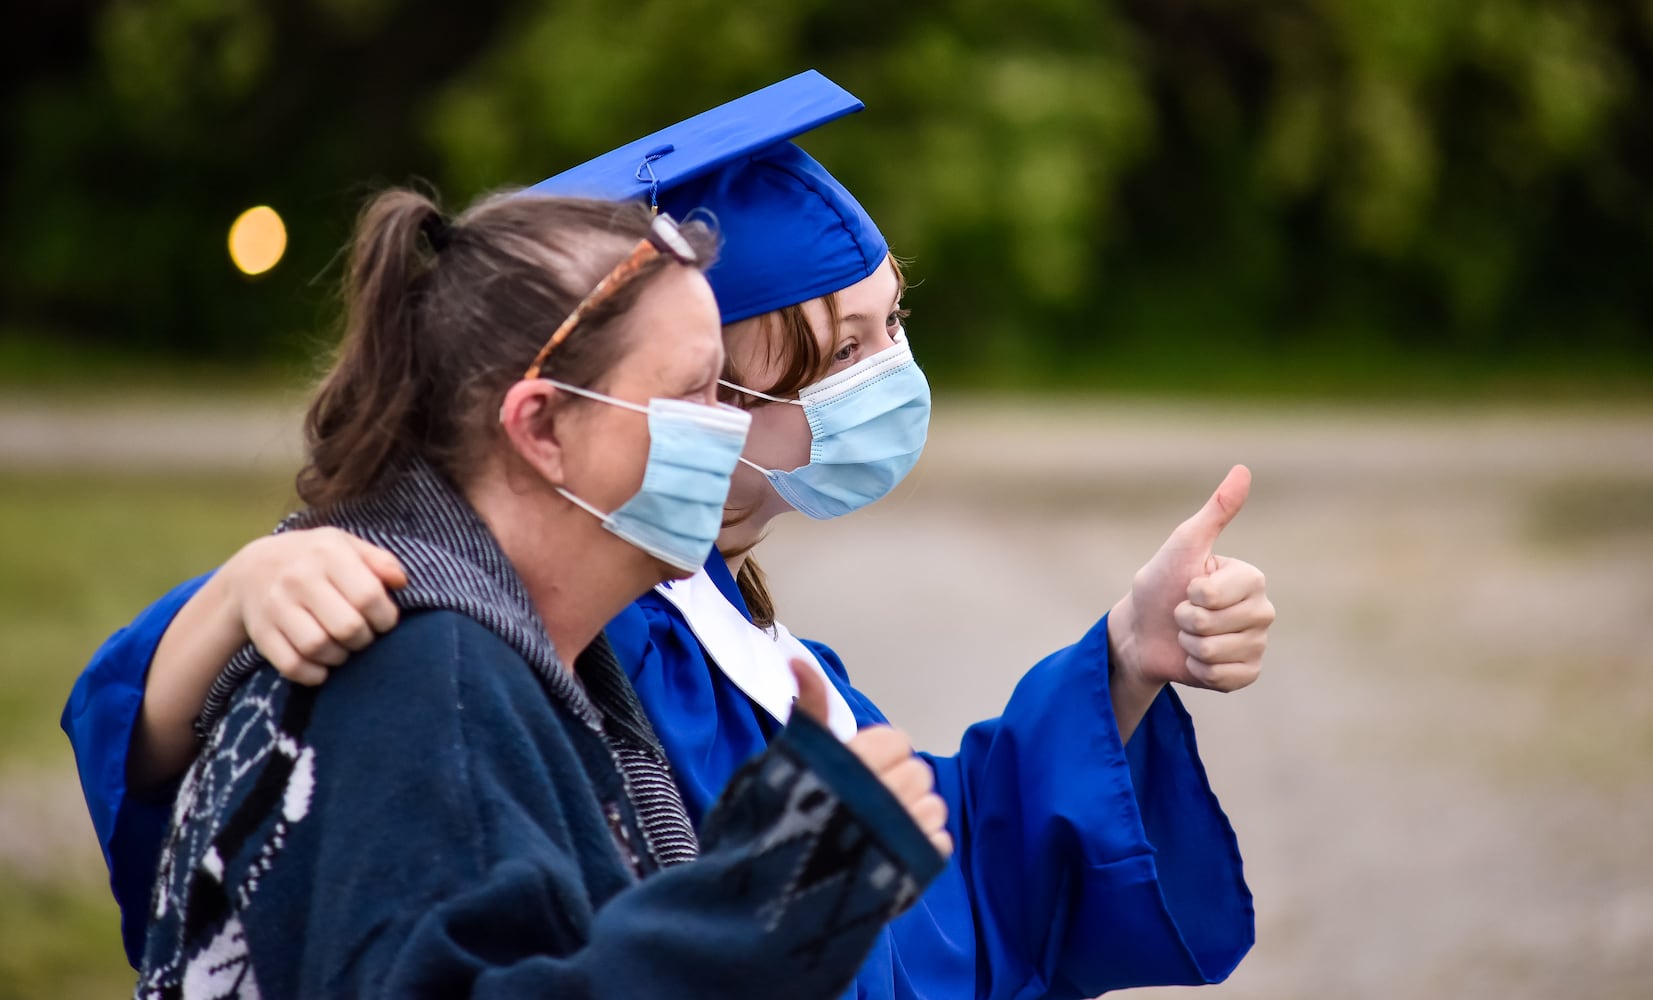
[60,572,211,967]
[242,614,945,999]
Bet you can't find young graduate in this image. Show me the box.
[126,185,948,998]
[66,73,1272,999]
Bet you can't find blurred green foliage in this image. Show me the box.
[3,0,1650,387]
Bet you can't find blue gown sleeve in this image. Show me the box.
[59,572,213,968]
[801,613,1253,997]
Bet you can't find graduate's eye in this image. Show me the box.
[887,306,911,333]
[832,340,857,363]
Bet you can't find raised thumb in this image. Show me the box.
[351,536,409,590]
[1177,464,1252,548]
[789,659,830,726]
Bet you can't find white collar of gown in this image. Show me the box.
[653,568,860,743]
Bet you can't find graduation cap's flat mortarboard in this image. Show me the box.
[528,70,888,324]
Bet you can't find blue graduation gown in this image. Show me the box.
[607,554,1253,998]
[62,573,212,967]
[63,554,1252,995]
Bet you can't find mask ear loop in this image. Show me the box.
[717,381,806,477]
[556,485,614,523]
[543,378,653,524]
[540,378,652,415]
[512,378,652,519]
[717,336,917,414]
[717,379,804,406]
[736,454,779,476]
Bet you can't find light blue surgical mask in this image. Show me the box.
[722,332,931,520]
[544,380,752,572]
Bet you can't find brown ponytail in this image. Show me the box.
[298,191,442,507]
[296,188,716,509]
[735,554,778,630]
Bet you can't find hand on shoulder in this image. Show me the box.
[224,528,407,685]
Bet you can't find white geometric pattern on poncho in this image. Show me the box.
[137,669,312,999]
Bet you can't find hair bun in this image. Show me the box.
[420,212,452,253]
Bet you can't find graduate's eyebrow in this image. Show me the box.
[839,304,900,330]
[833,259,912,328]
[839,294,904,327]
[838,261,908,326]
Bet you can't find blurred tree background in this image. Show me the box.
[3,0,1650,392]
[5,6,1653,995]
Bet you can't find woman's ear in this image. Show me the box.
[498,379,570,487]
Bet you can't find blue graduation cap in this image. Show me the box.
[528,70,887,324]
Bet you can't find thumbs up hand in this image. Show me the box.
[1108,466,1274,694]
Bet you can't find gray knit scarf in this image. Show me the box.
[196,459,700,868]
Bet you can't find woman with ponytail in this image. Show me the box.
[68,75,1271,999]
[111,185,948,998]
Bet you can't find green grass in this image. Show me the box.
[0,470,293,997]
[0,471,296,764]
[0,869,142,999]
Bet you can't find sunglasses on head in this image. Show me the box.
[523,212,698,381]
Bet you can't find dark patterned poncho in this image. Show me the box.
[135,461,943,999]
